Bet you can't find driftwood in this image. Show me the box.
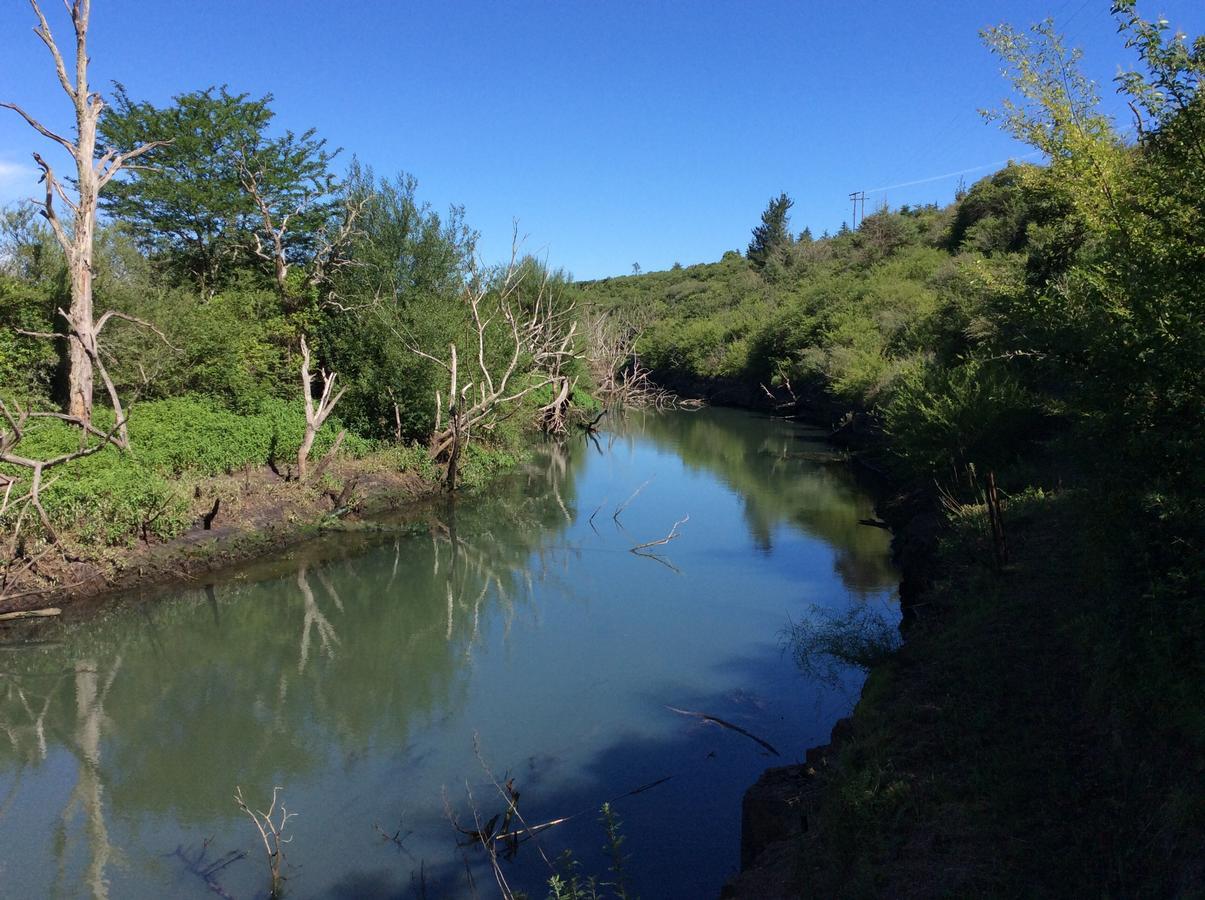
[0,607,61,622]
[326,476,359,515]
[488,774,674,846]
[666,705,780,756]
[630,515,688,552]
[613,477,653,522]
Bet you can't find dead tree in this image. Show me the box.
[234,785,295,900]
[408,240,581,488]
[583,309,683,410]
[2,0,168,425]
[236,153,365,305]
[296,336,346,481]
[0,398,125,546]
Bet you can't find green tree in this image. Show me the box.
[747,192,794,267]
[98,85,337,298]
[317,162,475,440]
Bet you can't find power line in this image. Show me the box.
[864,151,1043,196]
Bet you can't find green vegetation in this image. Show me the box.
[0,397,370,546]
[546,804,634,900]
[0,14,586,570]
[576,7,1203,893]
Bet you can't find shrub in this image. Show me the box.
[881,357,1042,476]
[784,603,901,686]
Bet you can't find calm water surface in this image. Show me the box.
[0,408,896,899]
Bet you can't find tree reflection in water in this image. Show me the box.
[0,408,896,899]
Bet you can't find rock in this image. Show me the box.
[721,764,813,898]
[739,764,811,870]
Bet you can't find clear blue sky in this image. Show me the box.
[2,1,1202,279]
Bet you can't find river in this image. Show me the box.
[0,407,897,899]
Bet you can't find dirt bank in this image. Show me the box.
[0,459,440,614]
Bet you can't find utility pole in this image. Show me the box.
[848,190,866,229]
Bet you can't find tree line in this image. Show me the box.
[0,1,592,556]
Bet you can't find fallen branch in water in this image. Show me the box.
[613,477,653,521]
[582,410,606,434]
[630,515,688,552]
[489,774,674,846]
[858,518,890,530]
[588,497,607,527]
[171,839,245,900]
[666,706,781,756]
[373,820,414,849]
[630,550,683,574]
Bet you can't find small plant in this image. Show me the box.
[544,804,635,900]
[784,604,900,686]
[234,785,295,899]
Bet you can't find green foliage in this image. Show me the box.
[99,85,338,294]
[0,275,59,396]
[126,396,370,475]
[945,163,1040,253]
[316,162,475,441]
[747,192,794,269]
[544,803,634,900]
[784,603,901,686]
[881,358,1041,474]
[0,397,369,546]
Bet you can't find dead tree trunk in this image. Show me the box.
[297,336,346,481]
[2,0,167,426]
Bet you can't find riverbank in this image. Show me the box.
[0,454,445,614]
[712,403,1204,895]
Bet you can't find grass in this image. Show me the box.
[797,489,1204,898]
[783,603,901,687]
[0,395,370,547]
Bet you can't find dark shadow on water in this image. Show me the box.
[333,645,875,900]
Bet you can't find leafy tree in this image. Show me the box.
[317,163,475,440]
[747,192,794,267]
[98,85,338,297]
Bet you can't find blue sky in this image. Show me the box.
[1,1,1202,279]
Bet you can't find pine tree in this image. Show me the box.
[747,193,794,267]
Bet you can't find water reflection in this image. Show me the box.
[0,408,895,899]
[631,407,896,593]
